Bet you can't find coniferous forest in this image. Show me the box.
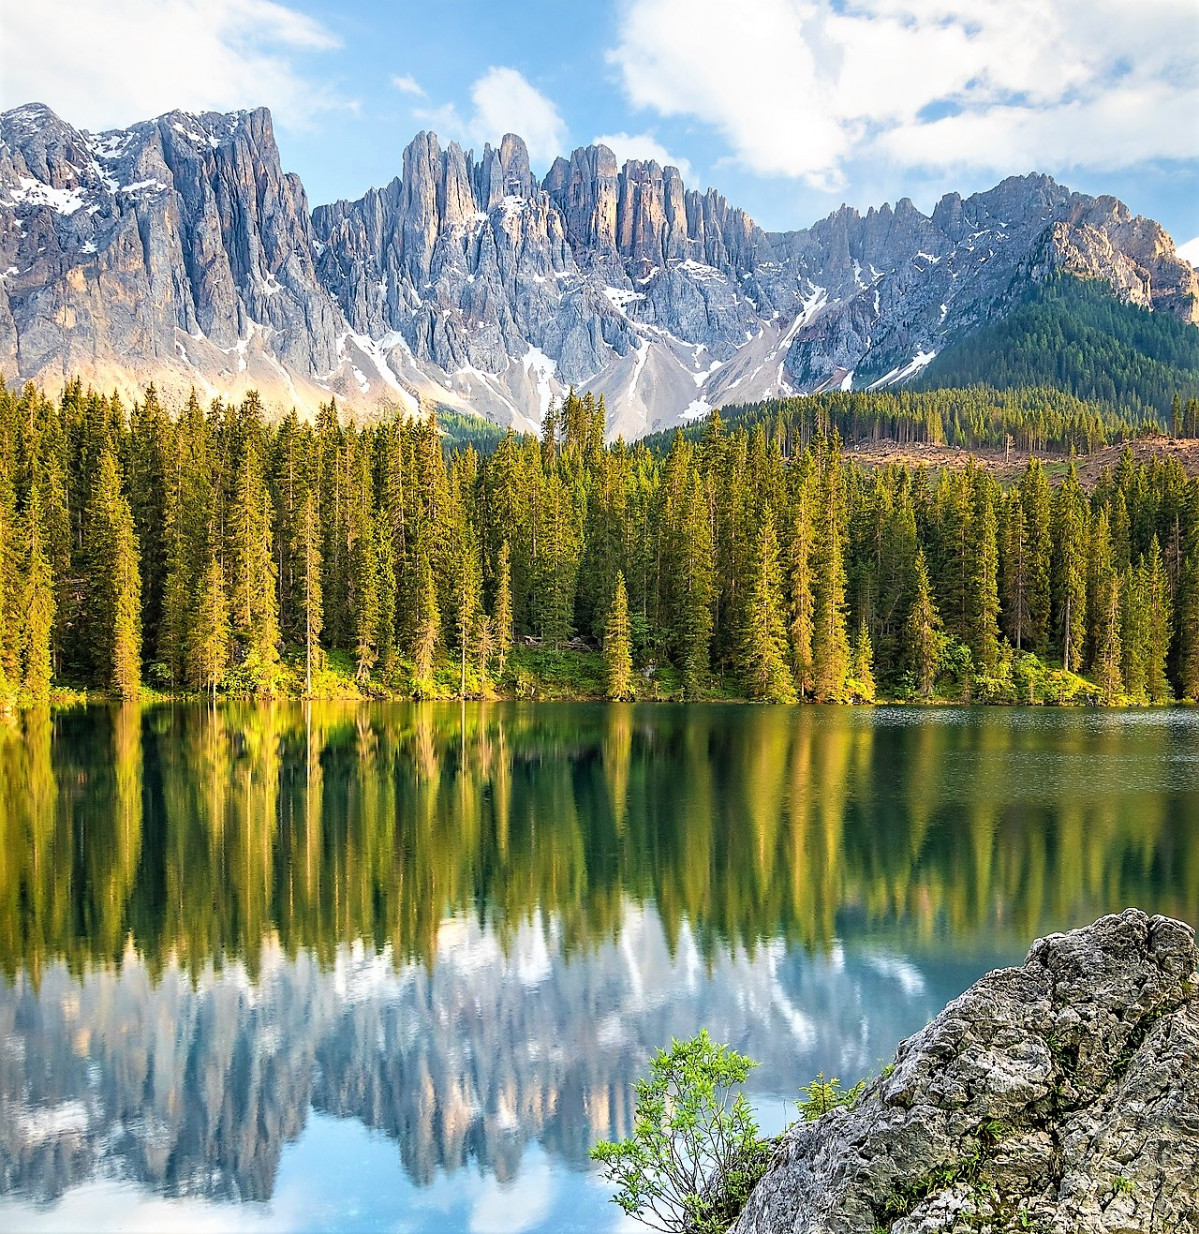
[1,376,1197,709]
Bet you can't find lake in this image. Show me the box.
[1,703,1196,1232]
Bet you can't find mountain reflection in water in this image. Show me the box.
[0,703,1196,1230]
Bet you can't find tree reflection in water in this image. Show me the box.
[0,703,1195,1212]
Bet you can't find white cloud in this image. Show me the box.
[609,0,1199,185]
[390,74,425,97]
[1179,237,1199,267]
[593,132,694,182]
[415,67,567,167]
[1,0,345,130]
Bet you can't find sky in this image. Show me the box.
[3,0,1198,256]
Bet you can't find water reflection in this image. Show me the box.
[0,703,1196,1228]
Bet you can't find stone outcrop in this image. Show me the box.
[2,103,1197,436]
[734,909,1199,1234]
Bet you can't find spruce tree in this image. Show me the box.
[300,490,324,694]
[1052,464,1088,672]
[1142,537,1173,702]
[849,620,876,703]
[1177,551,1199,702]
[1019,458,1053,654]
[968,479,1001,673]
[678,471,714,700]
[492,539,514,678]
[1120,565,1148,704]
[604,572,634,701]
[84,449,142,699]
[412,551,440,685]
[739,507,796,703]
[1002,490,1032,651]
[192,552,230,695]
[227,441,280,692]
[788,486,816,697]
[20,483,55,704]
[906,550,942,698]
[812,442,850,702]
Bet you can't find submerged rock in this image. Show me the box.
[734,909,1199,1234]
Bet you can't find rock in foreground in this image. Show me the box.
[735,910,1198,1233]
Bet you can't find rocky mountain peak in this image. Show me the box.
[2,103,1196,435]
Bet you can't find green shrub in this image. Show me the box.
[591,1030,770,1233]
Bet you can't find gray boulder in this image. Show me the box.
[734,909,1199,1234]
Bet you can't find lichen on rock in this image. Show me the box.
[733,909,1199,1234]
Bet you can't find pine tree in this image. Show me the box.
[604,572,634,701]
[84,449,142,699]
[20,483,55,703]
[739,507,796,703]
[906,550,942,698]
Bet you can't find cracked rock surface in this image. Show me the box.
[733,909,1199,1234]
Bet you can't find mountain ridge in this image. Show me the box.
[1,101,1195,436]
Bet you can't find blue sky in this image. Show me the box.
[6,0,1199,253]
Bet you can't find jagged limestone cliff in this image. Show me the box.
[2,102,1197,435]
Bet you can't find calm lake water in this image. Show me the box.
[1,703,1196,1232]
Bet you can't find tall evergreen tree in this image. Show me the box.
[84,449,142,699]
[849,619,876,702]
[968,478,1001,673]
[192,553,230,695]
[20,483,55,704]
[492,539,514,679]
[1019,458,1053,654]
[788,481,816,697]
[300,490,324,694]
[811,441,850,702]
[678,471,715,700]
[604,572,634,701]
[227,441,280,692]
[906,550,942,698]
[411,550,440,685]
[739,507,796,703]
[1142,537,1173,703]
[1052,464,1088,672]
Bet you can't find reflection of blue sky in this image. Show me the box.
[0,1120,638,1233]
[0,907,1024,1233]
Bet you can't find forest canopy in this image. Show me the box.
[0,377,1196,708]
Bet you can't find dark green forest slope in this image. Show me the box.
[913,275,1199,424]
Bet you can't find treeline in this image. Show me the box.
[913,275,1199,423]
[669,384,1144,456]
[1,377,1197,706]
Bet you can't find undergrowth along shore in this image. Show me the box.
[13,642,1195,710]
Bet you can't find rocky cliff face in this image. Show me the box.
[734,909,1199,1234]
[3,103,1197,436]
